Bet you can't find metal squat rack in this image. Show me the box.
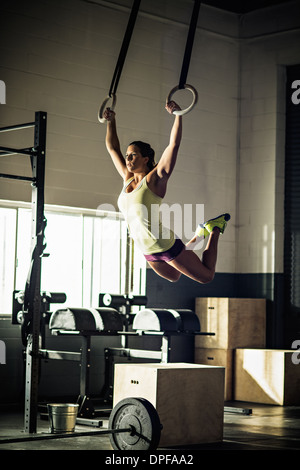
[0,111,47,433]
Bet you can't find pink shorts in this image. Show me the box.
[144,238,185,262]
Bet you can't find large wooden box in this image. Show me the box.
[195,348,233,401]
[195,298,266,349]
[113,363,225,447]
[234,349,300,405]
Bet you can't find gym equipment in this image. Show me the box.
[108,397,161,450]
[102,307,204,402]
[166,0,200,115]
[0,112,47,433]
[167,84,198,116]
[98,93,117,123]
[40,305,123,425]
[12,290,67,347]
[46,299,250,422]
[0,397,162,451]
[98,0,141,122]
[99,293,147,333]
[132,308,200,333]
[99,293,147,309]
[49,306,123,332]
[47,303,210,407]
[97,0,199,119]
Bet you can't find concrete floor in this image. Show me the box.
[0,401,300,452]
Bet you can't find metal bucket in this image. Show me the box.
[47,403,79,433]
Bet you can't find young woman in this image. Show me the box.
[104,101,230,283]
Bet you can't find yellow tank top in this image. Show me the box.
[118,176,175,255]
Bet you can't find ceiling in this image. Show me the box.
[202,0,291,14]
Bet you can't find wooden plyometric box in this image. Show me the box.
[113,362,225,447]
[195,348,233,401]
[195,297,266,349]
[234,349,300,405]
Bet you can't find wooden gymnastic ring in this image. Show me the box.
[98,94,117,123]
[166,84,198,115]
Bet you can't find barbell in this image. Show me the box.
[0,397,162,451]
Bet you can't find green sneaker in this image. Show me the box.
[204,213,231,234]
[195,224,209,238]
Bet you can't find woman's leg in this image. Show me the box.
[147,259,182,282]
[167,227,220,284]
[146,213,230,283]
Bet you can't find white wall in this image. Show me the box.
[1,0,299,277]
[237,0,300,274]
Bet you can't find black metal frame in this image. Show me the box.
[39,331,104,426]
[0,111,47,433]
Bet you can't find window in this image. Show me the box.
[0,203,146,315]
[40,212,84,307]
[83,215,127,307]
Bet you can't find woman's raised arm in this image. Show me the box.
[104,108,128,179]
[156,101,182,180]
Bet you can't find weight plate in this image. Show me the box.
[109,397,161,451]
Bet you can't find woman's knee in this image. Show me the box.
[148,261,181,283]
[158,269,181,282]
[199,270,215,284]
[167,271,182,282]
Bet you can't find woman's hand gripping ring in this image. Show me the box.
[166,84,198,116]
[98,94,117,123]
